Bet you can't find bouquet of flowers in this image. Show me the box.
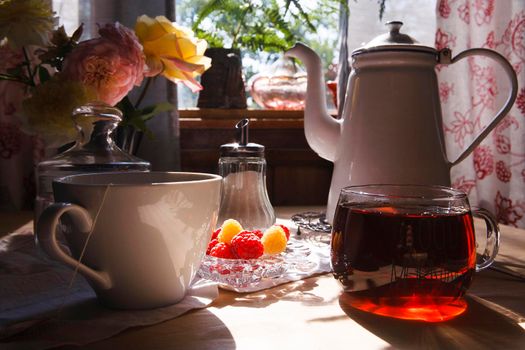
[0,0,211,149]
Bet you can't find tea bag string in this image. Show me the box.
[56,183,113,318]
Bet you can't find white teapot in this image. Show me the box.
[286,21,518,223]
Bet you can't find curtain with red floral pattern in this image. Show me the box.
[436,0,525,228]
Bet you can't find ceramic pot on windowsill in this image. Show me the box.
[197,48,247,109]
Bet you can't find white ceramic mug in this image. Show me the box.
[36,172,222,309]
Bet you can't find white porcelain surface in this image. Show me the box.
[36,172,222,309]
[286,42,517,223]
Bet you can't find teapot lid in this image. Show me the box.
[352,21,436,56]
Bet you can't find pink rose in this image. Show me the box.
[61,23,145,106]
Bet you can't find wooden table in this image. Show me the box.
[1,207,525,350]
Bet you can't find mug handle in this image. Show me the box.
[439,48,518,166]
[36,202,112,290]
[472,207,500,271]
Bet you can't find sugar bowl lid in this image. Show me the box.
[352,21,437,56]
[220,118,265,157]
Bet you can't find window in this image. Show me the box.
[346,0,436,52]
[52,0,79,35]
[51,1,437,109]
[175,0,342,108]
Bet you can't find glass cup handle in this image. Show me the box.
[472,207,501,271]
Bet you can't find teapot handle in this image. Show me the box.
[440,48,518,166]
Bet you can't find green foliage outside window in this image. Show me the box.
[179,1,341,74]
[175,0,387,107]
[192,0,346,53]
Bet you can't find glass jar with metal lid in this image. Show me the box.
[35,102,151,226]
[218,118,275,230]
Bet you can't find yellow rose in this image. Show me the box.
[135,15,211,92]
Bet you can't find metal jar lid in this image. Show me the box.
[352,21,437,56]
[220,118,265,157]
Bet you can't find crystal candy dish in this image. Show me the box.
[198,254,286,289]
[198,238,313,290]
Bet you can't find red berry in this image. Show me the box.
[209,242,236,259]
[231,232,264,259]
[211,228,221,240]
[252,229,263,239]
[206,238,219,255]
[277,224,290,240]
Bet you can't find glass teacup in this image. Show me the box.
[331,184,500,322]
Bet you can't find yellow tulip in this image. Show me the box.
[135,15,211,92]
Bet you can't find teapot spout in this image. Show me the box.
[285,43,340,162]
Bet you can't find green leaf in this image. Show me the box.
[128,118,149,137]
[194,29,224,48]
[192,0,347,53]
[0,73,26,83]
[193,0,231,30]
[117,96,137,121]
[120,101,173,136]
[137,102,174,122]
[288,0,316,32]
[71,24,84,42]
[263,7,293,39]
[38,66,51,83]
[6,65,23,77]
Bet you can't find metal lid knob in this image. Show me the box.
[220,118,265,157]
[384,21,415,44]
[386,20,403,34]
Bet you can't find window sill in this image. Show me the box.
[179,108,305,128]
[179,108,305,119]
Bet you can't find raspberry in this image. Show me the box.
[252,229,263,239]
[206,238,219,255]
[209,242,236,259]
[235,230,254,238]
[231,232,264,259]
[218,219,243,244]
[277,224,290,240]
[261,225,287,255]
[211,228,221,240]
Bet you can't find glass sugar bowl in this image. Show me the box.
[218,118,275,230]
[35,102,151,225]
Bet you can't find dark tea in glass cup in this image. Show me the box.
[331,184,500,322]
